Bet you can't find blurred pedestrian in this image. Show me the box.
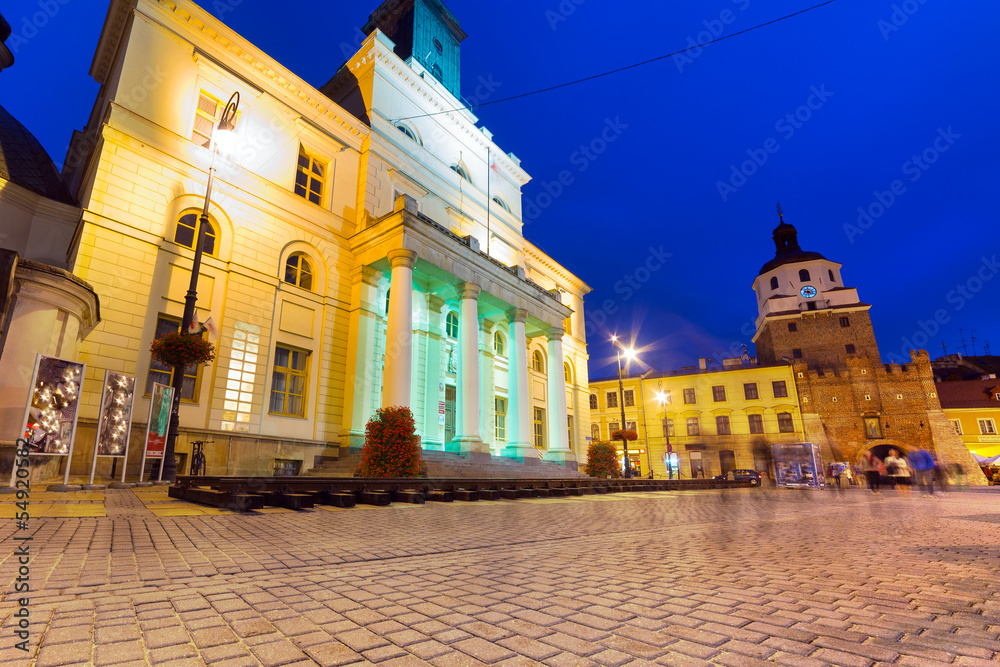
[907,448,935,496]
[861,451,881,494]
[885,449,909,496]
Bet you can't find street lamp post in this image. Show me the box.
[657,390,672,479]
[160,92,239,483]
[612,333,636,479]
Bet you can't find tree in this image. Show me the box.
[585,441,620,478]
[356,406,424,477]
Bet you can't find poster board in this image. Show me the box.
[88,371,137,485]
[140,383,173,482]
[772,442,826,488]
[20,354,85,456]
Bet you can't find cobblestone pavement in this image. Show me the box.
[1,486,999,666]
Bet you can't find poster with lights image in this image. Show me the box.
[96,371,136,456]
[21,354,86,456]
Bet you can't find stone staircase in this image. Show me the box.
[303,449,588,479]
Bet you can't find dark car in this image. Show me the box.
[713,469,762,486]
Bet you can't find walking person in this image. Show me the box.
[885,449,910,496]
[908,448,935,496]
[861,451,881,494]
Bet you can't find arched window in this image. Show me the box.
[591,424,600,440]
[395,124,421,145]
[828,269,835,281]
[445,312,458,338]
[769,276,778,290]
[283,253,314,291]
[564,362,572,384]
[798,269,811,282]
[532,350,544,373]
[494,331,505,356]
[492,196,510,212]
[174,213,217,256]
[589,394,598,410]
[450,164,471,183]
[433,38,443,53]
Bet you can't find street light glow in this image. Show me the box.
[625,347,636,360]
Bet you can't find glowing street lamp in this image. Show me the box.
[612,333,638,478]
[160,91,239,483]
[656,390,673,479]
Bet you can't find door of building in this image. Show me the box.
[720,450,736,476]
[689,451,704,478]
[444,385,456,444]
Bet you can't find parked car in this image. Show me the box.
[713,469,762,486]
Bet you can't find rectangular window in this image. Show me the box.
[952,419,962,435]
[663,418,674,438]
[744,383,759,400]
[772,381,788,398]
[606,392,618,408]
[567,415,573,448]
[788,322,797,332]
[683,388,696,404]
[686,417,700,437]
[716,416,731,435]
[295,144,326,205]
[980,419,997,435]
[623,390,635,407]
[534,408,546,447]
[778,412,794,433]
[840,317,850,327]
[792,348,802,359]
[495,397,507,441]
[609,421,619,435]
[748,414,764,434]
[845,344,856,354]
[712,385,726,402]
[145,316,201,402]
[191,91,219,148]
[269,345,309,417]
[626,421,636,432]
[273,459,301,476]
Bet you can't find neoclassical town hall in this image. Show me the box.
[1,0,591,476]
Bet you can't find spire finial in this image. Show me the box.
[776,201,785,223]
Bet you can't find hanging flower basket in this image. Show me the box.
[611,429,638,442]
[150,332,216,368]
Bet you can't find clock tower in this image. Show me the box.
[752,206,880,367]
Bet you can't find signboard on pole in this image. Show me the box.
[143,383,172,459]
[96,372,136,456]
[20,354,85,456]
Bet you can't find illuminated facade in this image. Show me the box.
[59,0,588,476]
[588,360,805,478]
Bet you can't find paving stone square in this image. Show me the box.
[1,486,999,665]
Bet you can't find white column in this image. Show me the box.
[455,282,485,452]
[544,326,575,464]
[382,249,417,409]
[502,308,539,460]
[422,295,445,449]
[343,265,380,447]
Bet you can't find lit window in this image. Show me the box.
[770,276,778,290]
[295,145,326,205]
[532,350,544,373]
[533,408,545,447]
[980,419,997,435]
[567,415,574,448]
[145,316,202,401]
[495,397,507,441]
[563,316,573,337]
[589,394,598,410]
[777,412,794,433]
[772,381,788,398]
[274,459,301,476]
[191,91,220,148]
[492,196,510,212]
[396,124,421,145]
[716,416,731,435]
[606,392,618,409]
[494,332,505,356]
[624,390,634,407]
[686,418,700,437]
[283,253,314,291]
[748,414,764,434]
[564,362,572,384]
[683,388,695,404]
[174,213,217,256]
[446,312,458,338]
[451,163,471,183]
[591,424,600,440]
[744,383,758,400]
[270,345,309,417]
[712,386,726,402]
[799,269,811,282]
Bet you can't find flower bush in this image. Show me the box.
[610,428,638,442]
[150,332,215,368]
[356,406,424,478]
[585,441,620,478]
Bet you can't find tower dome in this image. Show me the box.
[758,204,825,275]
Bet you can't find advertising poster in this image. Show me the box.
[96,372,136,456]
[772,442,825,488]
[20,354,86,456]
[144,383,173,459]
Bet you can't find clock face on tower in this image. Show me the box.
[800,285,818,298]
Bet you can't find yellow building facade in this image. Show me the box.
[937,379,1000,461]
[588,360,806,479]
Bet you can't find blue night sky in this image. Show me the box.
[4,0,999,379]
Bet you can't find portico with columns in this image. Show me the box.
[342,195,579,464]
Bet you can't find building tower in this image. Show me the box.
[747,206,983,481]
